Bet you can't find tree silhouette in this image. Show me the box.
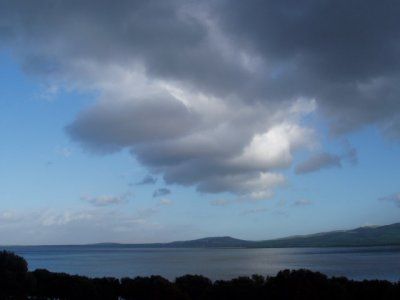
[1,251,399,299]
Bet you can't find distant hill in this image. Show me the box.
[92,222,400,249]
[91,236,250,248]
[165,236,249,248]
[252,222,400,248]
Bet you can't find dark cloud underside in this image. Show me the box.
[1,0,399,196]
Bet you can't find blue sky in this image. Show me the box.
[0,1,400,245]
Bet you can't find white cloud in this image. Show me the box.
[231,122,315,170]
[0,208,168,245]
[0,211,20,223]
[158,198,173,206]
[56,147,72,158]
[39,210,94,226]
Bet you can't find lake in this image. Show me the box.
[3,246,400,281]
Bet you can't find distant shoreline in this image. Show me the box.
[2,221,400,248]
[3,244,400,249]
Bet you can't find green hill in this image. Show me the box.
[251,222,400,248]
[96,222,400,248]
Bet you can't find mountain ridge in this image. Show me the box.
[87,222,400,248]
[4,222,399,248]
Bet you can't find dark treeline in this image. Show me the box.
[1,251,399,300]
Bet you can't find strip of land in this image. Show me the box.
[90,222,400,248]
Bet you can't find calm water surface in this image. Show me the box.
[3,246,400,281]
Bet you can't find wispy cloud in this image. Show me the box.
[135,207,159,219]
[210,195,277,207]
[240,207,268,216]
[136,175,157,185]
[153,188,171,198]
[295,152,341,174]
[56,147,72,158]
[158,198,173,206]
[293,199,313,206]
[0,211,21,223]
[0,208,167,245]
[295,142,358,175]
[209,199,231,207]
[379,193,400,208]
[81,193,131,207]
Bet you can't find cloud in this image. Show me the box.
[295,143,358,174]
[341,141,358,165]
[135,207,159,219]
[293,199,313,206]
[56,147,72,158]
[1,1,399,197]
[295,152,341,174]
[81,193,131,207]
[0,208,170,245]
[39,210,94,226]
[158,198,173,206]
[153,188,171,198]
[379,193,400,208]
[209,194,277,206]
[0,211,21,222]
[137,175,157,185]
[240,207,268,216]
[210,199,231,207]
[213,0,400,136]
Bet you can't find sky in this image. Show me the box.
[0,0,399,245]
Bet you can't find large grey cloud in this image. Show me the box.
[1,0,399,197]
[213,0,400,136]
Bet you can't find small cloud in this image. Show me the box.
[293,199,313,206]
[295,152,341,174]
[137,175,157,185]
[135,207,158,219]
[341,140,358,165]
[276,199,286,207]
[210,199,231,206]
[0,211,21,222]
[379,193,400,208]
[40,210,93,226]
[240,207,268,215]
[56,147,72,158]
[210,196,272,207]
[158,198,173,206]
[273,210,289,217]
[153,188,171,198]
[81,193,131,207]
[296,142,358,175]
[37,84,60,101]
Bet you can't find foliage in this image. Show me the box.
[0,251,399,299]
